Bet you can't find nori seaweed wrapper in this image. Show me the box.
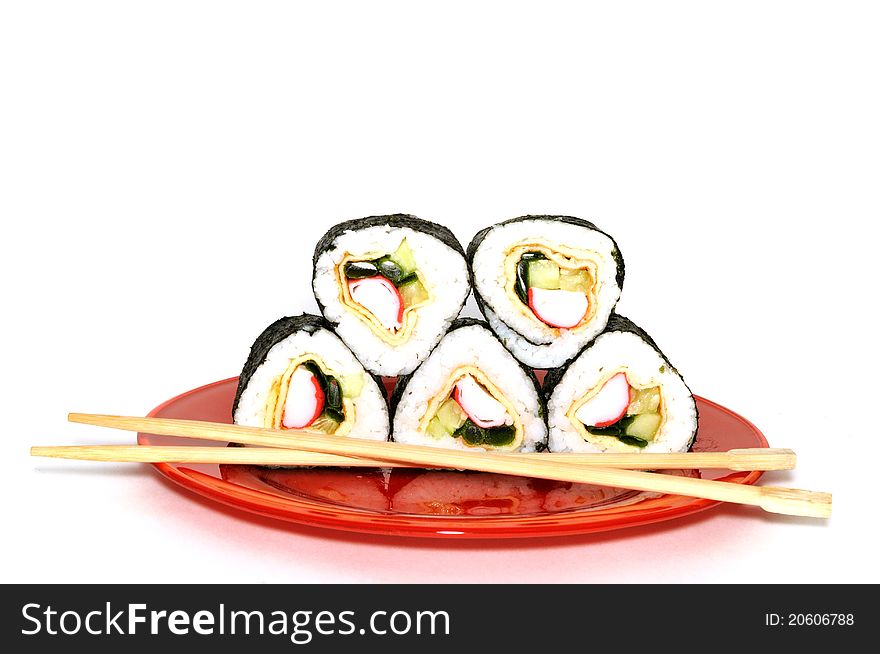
[466,215,625,348]
[466,215,624,288]
[312,214,465,269]
[389,317,546,445]
[232,313,384,418]
[541,313,698,450]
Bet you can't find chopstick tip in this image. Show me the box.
[760,487,832,519]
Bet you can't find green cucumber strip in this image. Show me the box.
[526,259,561,290]
[391,239,418,277]
[426,417,449,440]
[585,415,656,448]
[558,268,591,293]
[436,398,466,433]
[399,276,429,307]
[515,251,546,304]
[624,412,661,441]
[340,374,364,398]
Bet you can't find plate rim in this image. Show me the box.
[140,377,768,539]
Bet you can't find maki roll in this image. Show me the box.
[544,314,697,453]
[391,318,546,452]
[233,314,389,441]
[468,215,624,368]
[312,214,470,377]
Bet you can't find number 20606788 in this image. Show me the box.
[765,614,855,626]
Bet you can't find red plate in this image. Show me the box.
[139,377,768,539]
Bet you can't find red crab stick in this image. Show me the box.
[527,287,588,329]
[282,366,325,429]
[348,276,404,331]
[453,376,512,428]
[574,372,630,428]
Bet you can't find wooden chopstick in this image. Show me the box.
[30,444,796,471]
[31,446,390,467]
[64,413,830,518]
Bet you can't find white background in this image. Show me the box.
[2,1,877,583]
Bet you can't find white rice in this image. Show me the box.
[392,324,546,452]
[233,327,389,441]
[313,225,469,376]
[471,218,622,368]
[547,330,697,453]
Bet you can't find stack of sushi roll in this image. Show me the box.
[231,212,697,457]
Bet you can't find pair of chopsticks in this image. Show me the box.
[30,413,832,518]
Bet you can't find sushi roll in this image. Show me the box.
[544,314,697,453]
[391,318,546,452]
[233,314,389,441]
[312,214,470,377]
[468,215,624,368]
